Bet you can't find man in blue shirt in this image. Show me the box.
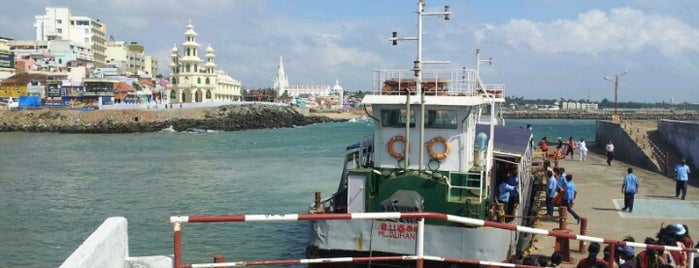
[498,179,516,221]
[563,174,581,224]
[675,159,691,200]
[621,167,639,212]
[545,170,557,217]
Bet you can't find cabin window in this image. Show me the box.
[381,109,415,128]
[425,110,457,129]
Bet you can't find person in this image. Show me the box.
[540,137,549,154]
[566,137,576,160]
[617,246,636,268]
[497,179,516,221]
[506,170,521,215]
[556,137,564,157]
[577,138,588,161]
[636,237,665,268]
[621,167,639,212]
[550,251,564,267]
[563,174,581,224]
[546,170,557,217]
[576,242,609,268]
[526,124,533,131]
[605,139,615,166]
[557,167,568,192]
[674,159,690,200]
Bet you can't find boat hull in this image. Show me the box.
[307,219,515,264]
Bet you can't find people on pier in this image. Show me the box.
[563,174,581,224]
[540,137,549,153]
[566,137,576,160]
[577,138,588,161]
[621,167,639,213]
[674,159,690,200]
[545,170,557,217]
[576,242,609,268]
[605,139,615,166]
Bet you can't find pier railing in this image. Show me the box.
[169,212,696,268]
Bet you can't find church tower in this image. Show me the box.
[273,56,289,97]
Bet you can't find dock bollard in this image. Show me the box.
[554,206,572,263]
[214,254,225,268]
[579,217,588,252]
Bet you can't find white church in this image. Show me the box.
[168,23,242,103]
[273,56,344,110]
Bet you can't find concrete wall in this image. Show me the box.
[60,217,173,268]
[59,217,128,268]
[595,120,659,171]
[658,119,699,168]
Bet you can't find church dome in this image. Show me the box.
[333,80,343,91]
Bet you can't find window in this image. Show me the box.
[205,78,210,84]
[171,77,176,84]
[197,77,201,84]
[425,110,457,129]
[56,19,62,24]
[57,28,62,33]
[170,90,176,99]
[381,109,415,128]
[206,90,212,99]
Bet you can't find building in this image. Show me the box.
[273,56,344,109]
[105,41,158,78]
[168,23,241,103]
[9,39,93,69]
[562,101,599,110]
[33,7,107,66]
[0,37,14,80]
[0,72,67,98]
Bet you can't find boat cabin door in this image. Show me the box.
[347,174,366,213]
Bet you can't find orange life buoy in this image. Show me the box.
[387,135,409,159]
[427,136,450,160]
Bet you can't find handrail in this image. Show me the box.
[170,212,697,268]
[648,138,669,174]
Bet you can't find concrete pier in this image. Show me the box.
[527,146,698,266]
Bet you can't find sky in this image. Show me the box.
[1,0,698,103]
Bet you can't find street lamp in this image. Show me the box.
[603,70,628,118]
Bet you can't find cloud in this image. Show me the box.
[474,7,699,57]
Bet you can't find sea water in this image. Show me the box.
[0,119,595,267]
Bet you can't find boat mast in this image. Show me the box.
[391,0,451,171]
[476,48,497,177]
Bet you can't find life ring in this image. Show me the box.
[427,136,450,160]
[387,135,409,159]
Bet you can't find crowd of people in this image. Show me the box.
[522,222,697,267]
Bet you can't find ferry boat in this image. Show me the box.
[306,1,536,266]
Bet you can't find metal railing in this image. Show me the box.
[170,211,697,268]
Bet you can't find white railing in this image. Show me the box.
[169,212,697,268]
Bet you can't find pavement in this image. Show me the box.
[526,147,699,266]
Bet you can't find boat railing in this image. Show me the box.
[446,171,486,203]
[372,69,480,96]
[169,212,697,268]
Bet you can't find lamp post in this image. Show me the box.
[603,71,627,119]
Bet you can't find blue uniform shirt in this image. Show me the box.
[675,164,690,181]
[547,176,557,198]
[498,182,515,202]
[623,173,639,193]
[557,173,567,190]
[564,181,576,201]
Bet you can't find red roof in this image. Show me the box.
[114,82,135,100]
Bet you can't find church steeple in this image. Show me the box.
[273,56,289,97]
[180,21,202,74]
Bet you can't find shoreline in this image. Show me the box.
[1,105,696,133]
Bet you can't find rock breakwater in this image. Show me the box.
[0,104,341,133]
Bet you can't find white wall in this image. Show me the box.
[59,217,128,268]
